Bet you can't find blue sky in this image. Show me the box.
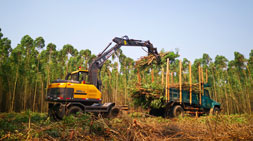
[0,0,252,62]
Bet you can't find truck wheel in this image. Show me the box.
[172,105,184,117]
[68,106,83,115]
[209,107,220,115]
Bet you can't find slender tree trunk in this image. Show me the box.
[41,75,44,113]
[179,60,182,104]
[11,66,19,112]
[242,69,251,114]
[33,80,37,112]
[7,79,12,112]
[124,75,127,105]
[0,77,2,112]
[224,84,229,114]
[115,68,118,104]
[23,78,27,111]
[226,71,240,114]
[189,62,192,105]
[211,68,217,101]
[236,72,246,113]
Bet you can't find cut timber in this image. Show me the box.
[179,60,182,104]
[189,62,192,105]
[166,58,170,102]
[201,67,204,95]
[198,65,201,105]
[161,67,164,85]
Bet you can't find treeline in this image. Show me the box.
[0,28,252,114]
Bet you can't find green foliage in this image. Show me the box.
[129,112,145,118]
[0,112,47,138]
[0,27,252,115]
[45,128,60,138]
[150,97,165,109]
[131,83,165,109]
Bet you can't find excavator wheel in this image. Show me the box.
[67,106,83,116]
[48,104,65,121]
[109,107,120,117]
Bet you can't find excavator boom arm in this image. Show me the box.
[88,36,160,90]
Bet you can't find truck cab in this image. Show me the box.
[201,89,220,112]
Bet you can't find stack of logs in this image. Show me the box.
[131,52,208,108]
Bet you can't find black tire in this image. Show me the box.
[210,107,220,115]
[49,104,64,121]
[67,106,83,116]
[172,105,184,117]
[109,107,120,117]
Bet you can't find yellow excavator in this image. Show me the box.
[46,36,160,120]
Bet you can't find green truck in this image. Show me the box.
[148,84,221,117]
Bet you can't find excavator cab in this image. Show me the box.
[65,70,89,84]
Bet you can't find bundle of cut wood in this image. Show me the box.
[169,83,203,93]
[135,52,170,68]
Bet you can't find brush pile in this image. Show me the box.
[135,51,172,69]
[131,52,173,109]
[130,83,165,109]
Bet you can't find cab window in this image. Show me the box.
[71,73,78,81]
[204,90,210,97]
[79,72,89,83]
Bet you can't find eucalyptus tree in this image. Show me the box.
[0,32,12,112]
[32,37,45,112]
[182,58,190,82]
[83,49,91,69]
[20,35,34,110]
[78,50,86,68]
[249,50,253,75]
[214,55,229,113]
[202,53,212,67]
[45,43,57,82]
[62,44,76,75]
[234,52,251,113]
[9,44,24,112]
[101,60,113,102]
[214,55,228,69]
[111,62,119,103]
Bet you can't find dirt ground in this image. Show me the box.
[0,112,253,140]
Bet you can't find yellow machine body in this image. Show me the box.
[47,70,102,102]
